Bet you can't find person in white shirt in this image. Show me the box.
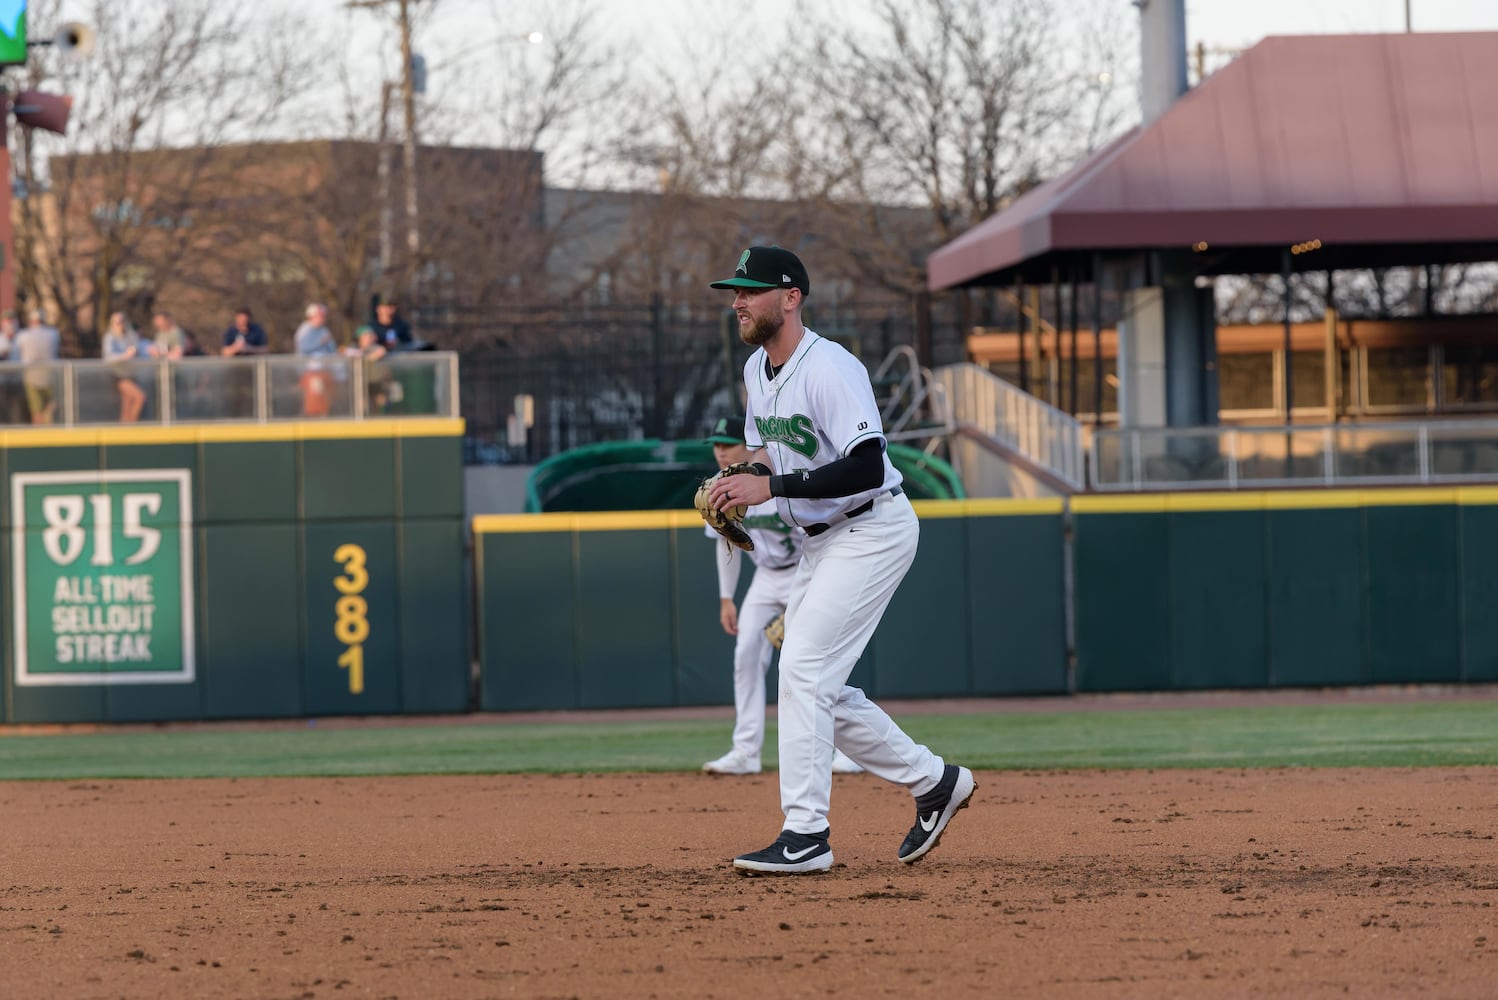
[707,245,975,875]
[700,413,862,778]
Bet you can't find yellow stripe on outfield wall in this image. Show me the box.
[474,483,1498,536]
[1078,487,1471,514]
[1355,488,1460,507]
[1456,486,1498,505]
[475,498,1067,535]
[1262,488,1459,509]
[1166,492,1267,511]
[913,498,1065,518]
[473,510,704,534]
[0,418,464,448]
[1071,494,1171,514]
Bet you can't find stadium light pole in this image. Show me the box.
[396,0,419,303]
[0,22,90,315]
[350,0,541,308]
[349,0,422,303]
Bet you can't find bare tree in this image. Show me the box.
[787,0,1135,294]
[11,0,329,353]
[607,0,1136,366]
[10,0,619,350]
[1217,265,1498,326]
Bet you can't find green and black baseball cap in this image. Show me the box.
[709,245,810,296]
[705,413,747,445]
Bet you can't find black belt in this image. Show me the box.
[762,561,798,572]
[805,486,903,537]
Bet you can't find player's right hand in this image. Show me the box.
[720,598,738,636]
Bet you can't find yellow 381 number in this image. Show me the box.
[334,544,370,694]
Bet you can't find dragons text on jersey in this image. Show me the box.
[755,414,818,458]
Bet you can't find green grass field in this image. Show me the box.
[1,699,1496,780]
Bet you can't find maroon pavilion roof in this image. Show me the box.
[927,31,1498,289]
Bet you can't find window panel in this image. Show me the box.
[1364,347,1431,408]
[1217,352,1274,412]
[1442,344,1498,406]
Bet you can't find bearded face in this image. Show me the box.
[739,305,783,347]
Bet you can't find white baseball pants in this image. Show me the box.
[729,562,796,758]
[776,492,947,834]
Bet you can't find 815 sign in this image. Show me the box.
[11,470,194,687]
[40,493,165,566]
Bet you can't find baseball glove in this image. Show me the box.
[694,463,758,551]
[764,612,785,650]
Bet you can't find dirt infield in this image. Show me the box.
[1,769,1495,998]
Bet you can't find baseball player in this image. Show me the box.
[700,414,863,777]
[708,245,975,874]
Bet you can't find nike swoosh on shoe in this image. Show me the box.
[782,844,819,861]
[919,811,939,832]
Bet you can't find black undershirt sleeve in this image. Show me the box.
[769,439,885,499]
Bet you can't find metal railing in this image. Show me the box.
[872,345,956,455]
[936,363,1086,490]
[1091,418,1498,490]
[0,352,460,427]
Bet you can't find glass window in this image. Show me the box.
[1364,347,1431,409]
[173,359,257,421]
[267,356,355,420]
[1027,359,1058,407]
[76,359,159,425]
[383,355,451,416]
[0,364,55,425]
[1441,345,1498,407]
[1232,428,1329,483]
[1017,354,1045,401]
[1217,352,1274,412]
[1287,350,1327,413]
[1070,356,1118,419]
[1334,425,1420,480]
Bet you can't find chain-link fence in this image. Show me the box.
[433,297,954,464]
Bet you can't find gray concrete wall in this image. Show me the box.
[464,466,536,518]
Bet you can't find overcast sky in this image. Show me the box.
[345,0,1498,117]
[435,0,1498,54]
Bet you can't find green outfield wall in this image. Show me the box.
[11,445,1492,724]
[473,499,1069,711]
[1071,488,1498,692]
[475,485,1498,711]
[1,420,468,724]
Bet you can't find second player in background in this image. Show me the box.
[701,413,862,777]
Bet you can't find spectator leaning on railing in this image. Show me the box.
[221,307,269,357]
[294,303,338,357]
[16,309,61,425]
[149,310,188,360]
[102,312,147,423]
[373,298,413,350]
[295,302,339,417]
[345,324,393,413]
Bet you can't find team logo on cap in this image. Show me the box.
[714,418,729,435]
[736,249,751,274]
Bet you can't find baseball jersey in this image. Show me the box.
[742,329,902,528]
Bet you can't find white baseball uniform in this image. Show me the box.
[742,329,948,835]
[706,501,802,758]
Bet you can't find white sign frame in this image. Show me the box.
[11,469,196,686]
